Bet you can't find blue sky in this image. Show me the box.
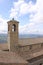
[0,0,43,34]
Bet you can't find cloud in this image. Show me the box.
[10,0,33,18]
[10,0,37,18]
[0,16,8,34]
[10,0,43,34]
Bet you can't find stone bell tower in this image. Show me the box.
[7,18,19,51]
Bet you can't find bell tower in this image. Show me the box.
[7,18,19,51]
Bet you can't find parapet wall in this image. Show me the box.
[15,38,43,60]
[17,42,43,60]
[18,45,40,60]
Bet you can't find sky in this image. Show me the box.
[0,0,43,34]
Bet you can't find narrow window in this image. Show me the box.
[12,24,16,32]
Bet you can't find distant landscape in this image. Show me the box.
[19,34,43,38]
[0,34,7,43]
[0,34,43,43]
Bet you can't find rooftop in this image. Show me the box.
[19,37,43,46]
[0,51,28,64]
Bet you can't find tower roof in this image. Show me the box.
[7,18,19,24]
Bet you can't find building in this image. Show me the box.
[0,19,43,65]
[7,18,19,51]
[8,19,43,65]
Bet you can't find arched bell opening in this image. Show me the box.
[12,24,16,32]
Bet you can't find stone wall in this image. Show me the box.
[18,43,41,52]
[17,43,42,60]
[31,44,41,51]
